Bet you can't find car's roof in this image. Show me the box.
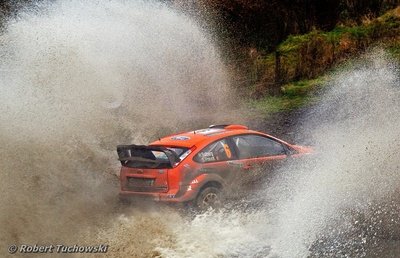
[149,124,274,148]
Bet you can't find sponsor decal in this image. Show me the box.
[199,152,215,162]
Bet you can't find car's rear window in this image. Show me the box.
[123,147,188,169]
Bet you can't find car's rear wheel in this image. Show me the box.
[195,186,222,211]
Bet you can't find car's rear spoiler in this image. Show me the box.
[116,145,180,168]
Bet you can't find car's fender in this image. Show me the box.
[189,173,225,192]
[175,172,225,201]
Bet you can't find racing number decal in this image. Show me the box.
[223,143,232,159]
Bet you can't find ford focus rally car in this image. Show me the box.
[117,124,312,209]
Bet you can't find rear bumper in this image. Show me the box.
[119,187,199,203]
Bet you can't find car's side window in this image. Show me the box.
[232,135,286,159]
[194,139,234,163]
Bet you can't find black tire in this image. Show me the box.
[195,186,222,211]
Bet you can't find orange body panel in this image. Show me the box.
[118,125,312,203]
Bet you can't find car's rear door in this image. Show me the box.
[193,138,238,179]
[229,134,288,183]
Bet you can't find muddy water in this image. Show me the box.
[1,1,400,258]
[143,51,400,258]
[262,51,400,257]
[0,0,239,256]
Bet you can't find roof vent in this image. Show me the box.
[208,124,248,130]
[208,124,229,129]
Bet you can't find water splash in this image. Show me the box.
[150,50,400,258]
[267,50,400,257]
[1,1,399,257]
[0,0,238,249]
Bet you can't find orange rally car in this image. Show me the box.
[117,124,312,209]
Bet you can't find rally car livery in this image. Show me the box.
[117,124,312,209]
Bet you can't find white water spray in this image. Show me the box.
[0,0,237,250]
[1,1,399,257]
[152,50,400,258]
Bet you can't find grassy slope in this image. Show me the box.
[248,7,400,114]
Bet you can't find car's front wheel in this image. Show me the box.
[195,186,222,211]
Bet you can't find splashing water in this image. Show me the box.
[147,50,400,258]
[267,50,400,257]
[0,0,238,251]
[1,1,400,257]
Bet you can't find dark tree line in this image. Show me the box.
[1,0,398,50]
[174,0,399,50]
